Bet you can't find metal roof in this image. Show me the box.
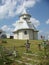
[13,11,38,32]
[13,20,38,32]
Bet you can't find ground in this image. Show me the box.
[0,39,49,65]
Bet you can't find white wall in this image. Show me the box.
[34,31,38,40]
[23,30,29,40]
[14,34,18,39]
[18,31,23,39]
[14,30,38,40]
[29,30,33,40]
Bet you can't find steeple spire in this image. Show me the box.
[19,9,31,19]
[22,9,27,14]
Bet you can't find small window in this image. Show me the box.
[24,31,27,35]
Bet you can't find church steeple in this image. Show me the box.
[22,9,27,14]
[19,9,31,20]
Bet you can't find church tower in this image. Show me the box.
[13,10,38,40]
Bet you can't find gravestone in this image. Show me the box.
[25,40,31,52]
[38,43,41,51]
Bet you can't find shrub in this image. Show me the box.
[2,40,7,43]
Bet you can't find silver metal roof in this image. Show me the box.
[13,11,38,32]
[13,20,38,32]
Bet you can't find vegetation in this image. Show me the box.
[0,39,49,65]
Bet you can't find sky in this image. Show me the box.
[0,0,49,39]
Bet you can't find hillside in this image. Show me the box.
[0,39,49,65]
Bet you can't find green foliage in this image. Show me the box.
[2,39,7,43]
[0,45,13,65]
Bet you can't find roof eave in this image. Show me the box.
[13,29,39,33]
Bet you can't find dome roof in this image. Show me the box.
[13,20,38,33]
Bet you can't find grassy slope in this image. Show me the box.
[0,39,49,65]
[0,39,42,52]
[0,39,43,56]
[0,39,43,58]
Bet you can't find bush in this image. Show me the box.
[2,40,7,43]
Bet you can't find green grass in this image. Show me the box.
[0,39,49,65]
[0,39,42,55]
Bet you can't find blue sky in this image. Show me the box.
[0,0,49,39]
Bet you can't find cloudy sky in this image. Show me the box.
[0,0,49,39]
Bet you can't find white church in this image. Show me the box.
[13,10,38,40]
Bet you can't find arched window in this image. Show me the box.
[24,31,27,35]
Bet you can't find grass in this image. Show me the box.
[0,39,49,65]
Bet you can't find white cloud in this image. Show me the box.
[30,17,40,28]
[15,0,40,15]
[23,0,36,8]
[46,19,49,24]
[48,35,49,40]
[1,25,10,31]
[0,0,17,18]
[46,31,49,35]
[39,30,43,33]
[0,0,40,19]
[12,20,19,27]
[1,25,14,32]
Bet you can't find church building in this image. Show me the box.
[13,10,38,40]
